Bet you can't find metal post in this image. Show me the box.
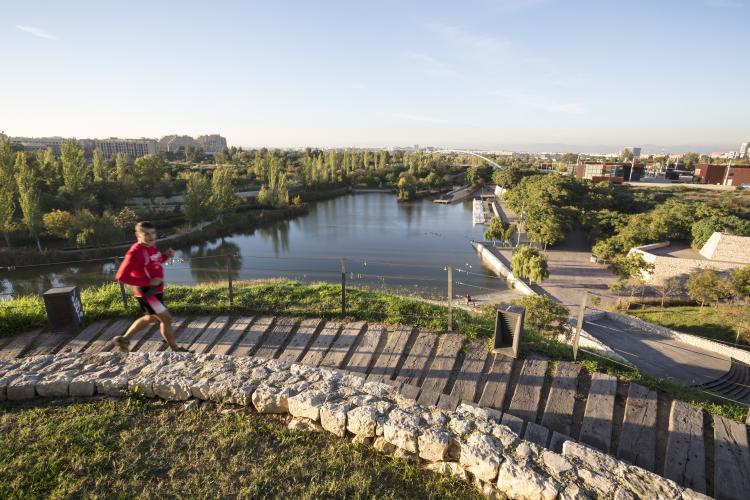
[447,266,453,331]
[572,291,588,361]
[115,257,128,309]
[341,258,347,316]
[227,255,234,307]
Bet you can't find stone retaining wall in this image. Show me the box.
[0,352,707,499]
[601,311,750,366]
[473,242,535,296]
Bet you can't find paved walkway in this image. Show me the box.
[583,317,731,386]
[485,213,735,396]
[2,315,749,497]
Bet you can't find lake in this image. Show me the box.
[1,193,509,301]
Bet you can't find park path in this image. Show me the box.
[488,203,739,400]
[3,315,750,498]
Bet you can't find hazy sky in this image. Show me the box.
[3,0,748,151]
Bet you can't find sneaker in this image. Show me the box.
[171,346,189,353]
[113,336,130,353]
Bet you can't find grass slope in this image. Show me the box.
[0,398,479,499]
[628,304,750,347]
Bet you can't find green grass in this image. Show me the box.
[627,304,750,347]
[2,281,748,422]
[0,397,479,499]
[0,280,492,343]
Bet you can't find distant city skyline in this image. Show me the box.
[3,0,748,151]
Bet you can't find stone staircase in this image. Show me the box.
[700,359,750,404]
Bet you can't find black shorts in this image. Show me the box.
[136,293,167,315]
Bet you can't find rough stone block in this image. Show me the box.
[490,423,520,448]
[497,458,560,500]
[96,376,128,396]
[153,379,192,401]
[373,436,396,454]
[448,415,476,437]
[7,375,38,400]
[459,432,503,482]
[288,390,328,421]
[425,461,468,481]
[320,400,350,437]
[418,428,453,462]
[456,402,502,423]
[35,377,70,398]
[347,405,379,437]
[383,409,421,453]
[229,381,259,406]
[252,384,289,414]
[541,450,574,480]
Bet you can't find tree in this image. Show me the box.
[113,207,138,232]
[0,133,16,246]
[92,148,107,182]
[511,245,550,284]
[397,174,417,201]
[257,185,270,206]
[620,148,633,162]
[731,266,750,301]
[466,165,493,188]
[492,166,536,189]
[14,151,42,251]
[210,166,240,222]
[184,172,213,225]
[681,152,701,170]
[484,218,515,244]
[686,269,734,312]
[658,276,684,308]
[115,153,131,181]
[513,295,569,334]
[43,210,76,241]
[184,146,203,164]
[134,155,166,207]
[608,252,655,308]
[214,147,230,165]
[691,215,750,249]
[59,139,90,204]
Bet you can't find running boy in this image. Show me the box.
[113,221,186,352]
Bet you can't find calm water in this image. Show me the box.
[1,193,507,300]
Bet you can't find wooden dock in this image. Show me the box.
[2,315,749,499]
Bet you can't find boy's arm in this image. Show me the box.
[115,248,152,287]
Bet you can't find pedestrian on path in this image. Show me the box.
[112,221,186,352]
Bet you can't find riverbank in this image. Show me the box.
[0,205,310,267]
[1,280,746,421]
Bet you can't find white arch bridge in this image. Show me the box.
[429,149,504,169]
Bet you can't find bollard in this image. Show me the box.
[341,257,347,316]
[227,255,234,307]
[447,266,453,331]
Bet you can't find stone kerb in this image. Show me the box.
[0,352,708,500]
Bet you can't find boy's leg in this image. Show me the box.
[124,314,158,339]
[155,310,178,349]
[114,314,157,352]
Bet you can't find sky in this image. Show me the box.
[3,0,749,152]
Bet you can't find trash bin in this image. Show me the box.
[493,304,524,358]
[42,286,84,333]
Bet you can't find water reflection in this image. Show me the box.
[187,240,242,283]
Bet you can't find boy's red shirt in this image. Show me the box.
[115,242,168,297]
